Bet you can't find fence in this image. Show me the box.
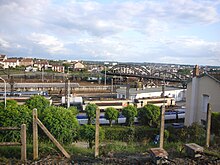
[32,108,70,160]
[0,124,26,162]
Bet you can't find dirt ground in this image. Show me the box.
[1,151,220,165]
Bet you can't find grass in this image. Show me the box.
[0,138,220,161]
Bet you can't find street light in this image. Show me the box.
[104,65,106,86]
[0,77,6,109]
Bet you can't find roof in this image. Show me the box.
[20,58,33,62]
[4,58,18,62]
[116,86,184,94]
[207,71,220,82]
[34,61,49,65]
[188,72,220,85]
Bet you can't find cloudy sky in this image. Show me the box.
[0,0,220,66]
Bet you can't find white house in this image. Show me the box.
[3,58,19,68]
[184,65,220,126]
[73,61,85,71]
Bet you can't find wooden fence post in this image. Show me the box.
[21,124,27,162]
[36,118,70,158]
[95,108,100,158]
[33,108,38,160]
[206,103,211,147]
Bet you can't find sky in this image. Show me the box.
[0,0,220,66]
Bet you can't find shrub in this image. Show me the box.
[79,124,104,148]
[138,104,160,127]
[85,104,98,125]
[104,107,119,126]
[0,100,31,142]
[41,106,79,144]
[122,105,137,126]
[211,112,220,136]
[103,126,158,143]
[25,95,50,117]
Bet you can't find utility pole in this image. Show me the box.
[65,79,70,108]
[159,82,165,148]
[104,65,106,86]
[95,107,100,157]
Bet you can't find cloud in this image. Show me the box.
[0,0,220,65]
[29,33,67,54]
[0,38,10,49]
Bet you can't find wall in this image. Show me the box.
[185,75,220,126]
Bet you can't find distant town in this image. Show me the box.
[0,54,220,164]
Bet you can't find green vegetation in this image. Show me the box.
[177,68,191,75]
[85,103,98,125]
[138,104,160,127]
[79,124,104,148]
[211,112,220,136]
[0,100,32,142]
[104,107,119,126]
[41,106,79,144]
[1,98,220,161]
[122,105,137,126]
[25,95,50,117]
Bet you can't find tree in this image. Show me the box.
[25,95,50,117]
[177,68,191,76]
[138,104,160,127]
[122,105,137,126]
[79,124,104,148]
[85,103,98,125]
[104,107,119,126]
[41,106,79,144]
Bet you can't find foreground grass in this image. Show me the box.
[0,140,220,162]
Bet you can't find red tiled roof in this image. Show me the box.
[4,59,18,62]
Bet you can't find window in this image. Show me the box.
[202,94,209,113]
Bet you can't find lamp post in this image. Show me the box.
[104,65,106,86]
[0,77,6,109]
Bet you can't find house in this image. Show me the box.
[3,58,19,68]
[52,65,65,73]
[184,65,220,126]
[19,58,33,67]
[73,61,85,71]
[34,60,49,70]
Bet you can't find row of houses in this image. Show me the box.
[0,54,86,73]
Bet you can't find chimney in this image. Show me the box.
[193,65,199,77]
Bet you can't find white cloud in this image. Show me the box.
[0,38,10,49]
[0,0,220,65]
[29,33,67,54]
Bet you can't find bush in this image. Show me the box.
[167,122,205,145]
[104,107,119,126]
[211,112,220,136]
[79,124,105,148]
[0,100,31,142]
[122,105,137,126]
[25,95,50,117]
[85,104,98,125]
[41,106,79,144]
[138,104,160,127]
[103,126,158,143]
